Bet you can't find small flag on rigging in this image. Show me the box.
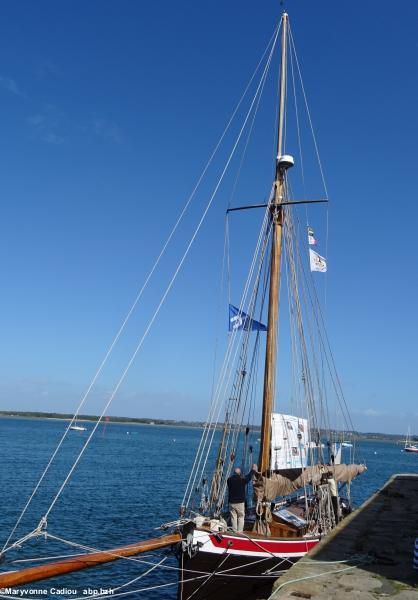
[309,249,327,273]
[229,304,267,332]
[307,226,317,246]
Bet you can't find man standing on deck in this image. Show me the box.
[326,471,340,524]
[227,464,258,532]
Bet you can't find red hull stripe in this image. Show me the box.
[209,534,318,554]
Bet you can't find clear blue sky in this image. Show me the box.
[0,0,417,435]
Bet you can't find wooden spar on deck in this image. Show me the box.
[0,533,181,588]
[258,12,288,474]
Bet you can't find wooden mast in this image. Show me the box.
[258,12,289,474]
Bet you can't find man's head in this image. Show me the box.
[234,467,241,476]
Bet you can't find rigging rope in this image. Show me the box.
[72,556,277,600]
[214,227,272,512]
[188,209,272,508]
[110,556,167,595]
[43,531,272,578]
[287,209,331,436]
[1,23,284,555]
[0,529,287,600]
[208,75,269,433]
[279,195,358,452]
[291,215,357,436]
[1,22,281,557]
[183,203,271,510]
[182,24,280,510]
[182,75,277,512]
[283,204,321,441]
[289,22,330,307]
[267,562,368,600]
[43,54,279,523]
[0,530,282,600]
[288,25,328,199]
[208,216,230,411]
[288,30,306,221]
[185,551,231,600]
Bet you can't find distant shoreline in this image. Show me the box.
[0,411,206,430]
[0,415,200,431]
[0,410,410,442]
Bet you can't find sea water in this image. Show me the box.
[0,417,416,598]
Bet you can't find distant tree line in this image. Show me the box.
[0,410,206,427]
[0,411,412,441]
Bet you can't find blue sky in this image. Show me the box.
[0,0,417,435]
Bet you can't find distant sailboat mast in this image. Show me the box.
[404,426,418,453]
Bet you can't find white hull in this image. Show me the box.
[404,445,418,453]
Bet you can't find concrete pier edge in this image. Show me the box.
[268,473,418,599]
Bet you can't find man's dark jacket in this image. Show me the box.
[227,470,254,504]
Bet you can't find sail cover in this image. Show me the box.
[254,463,367,501]
[270,413,309,471]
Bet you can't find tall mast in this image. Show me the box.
[258,12,293,473]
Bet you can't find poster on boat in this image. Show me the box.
[270,413,309,470]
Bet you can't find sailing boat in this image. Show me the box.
[69,417,87,432]
[0,9,366,599]
[403,427,418,453]
[175,12,365,599]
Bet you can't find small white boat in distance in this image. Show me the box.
[69,419,87,432]
[403,427,418,453]
[342,442,353,448]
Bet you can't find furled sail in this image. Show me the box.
[254,463,367,502]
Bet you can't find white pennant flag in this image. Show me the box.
[309,248,327,273]
[307,226,317,246]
